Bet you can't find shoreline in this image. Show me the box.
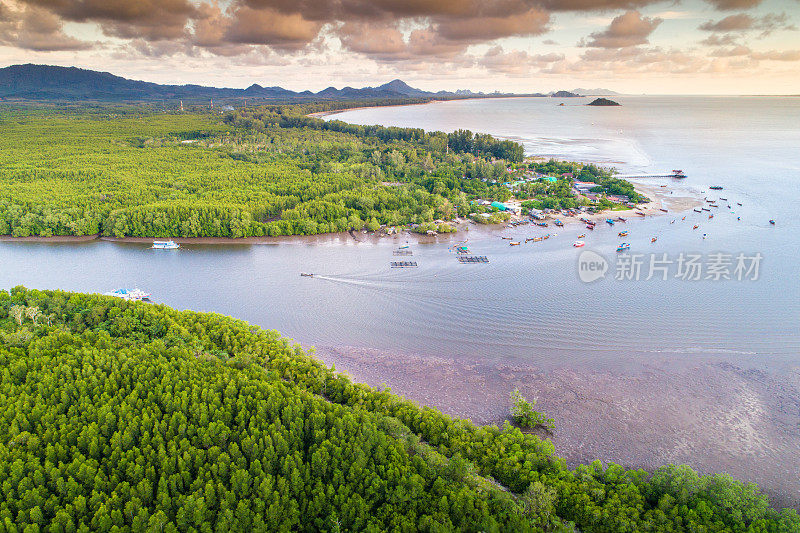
[313,343,800,511]
[0,182,701,246]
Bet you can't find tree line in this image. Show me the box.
[0,287,797,532]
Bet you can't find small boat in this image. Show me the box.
[533,236,543,242]
[703,233,707,239]
[737,202,742,206]
[554,220,564,227]
[769,220,775,225]
[693,208,702,213]
[682,216,686,220]
[152,240,179,250]
[586,224,594,230]
[573,240,585,247]
[693,225,699,229]
[719,197,727,201]
[709,186,723,190]
[501,236,513,240]
[670,220,675,224]
[651,237,657,243]
[702,208,711,212]
[709,214,714,219]
[578,233,586,238]
[398,245,410,249]
[509,241,521,246]
[606,219,615,225]
[616,243,630,252]
[659,208,669,213]
[660,185,667,188]
[635,211,646,216]
[618,231,629,237]
[617,217,626,222]
[104,288,151,301]
[300,273,314,277]
[536,222,549,227]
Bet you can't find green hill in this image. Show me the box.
[1,288,797,532]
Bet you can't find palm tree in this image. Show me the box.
[9,305,25,326]
[25,306,41,326]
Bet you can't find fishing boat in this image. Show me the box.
[672,170,686,178]
[578,233,586,238]
[719,197,727,201]
[617,217,626,222]
[616,243,630,252]
[300,273,314,277]
[543,234,551,240]
[709,186,723,190]
[693,224,699,229]
[635,211,645,216]
[618,231,628,237]
[573,240,585,247]
[501,236,513,240]
[509,241,521,246]
[533,236,543,242]
[701,207,711,212]
[737,202,742,206]
[104,288,150,301]
[682,216,686,220]
[536,222,549,227]
[651,237,657,243]
[554,220,564,227]
[659,208,669,213]
[693,208,702,213]
[769,220,776,225]
[152,240,179,250]
[586,224,594,230]
[606,218,615,225]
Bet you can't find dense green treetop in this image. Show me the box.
[0,287,797,532]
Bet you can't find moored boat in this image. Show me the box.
[618,231,628,237]
[509,241,521,246]
[709,186,723,190]
[578,233,586,238]
[769,220,775,225]
[573,240,585,247]
[693,224,699,229]
[651,237,657,243]
[606,218,615,225]
[104,288,150,301]
[300,273,314,277]
[152,240,179,249]
[616,243,630,252]
[554,220,564,227]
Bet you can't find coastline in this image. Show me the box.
[0,182,701,245]
[314,343,800,510]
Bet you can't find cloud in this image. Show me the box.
[699,33,741,46]
[699,12,796,36]
[709,45,751,56]
[702,0,764,10]
[224,6,323,50]
[580,10,662,48]
[0,4,92,51]
[20,0,196,40]
[478,45,564,75]
[750,49,800,61]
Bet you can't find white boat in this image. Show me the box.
[152,240,180,249]
[573,240,585,247]
[104,288,151,301]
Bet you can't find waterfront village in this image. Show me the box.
[406,158,650,235]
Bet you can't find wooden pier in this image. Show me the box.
[615,171,686,179]
[458,256,489,264]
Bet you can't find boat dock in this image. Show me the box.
[458,256,489,263]
[615,170,686,179]
[390,261,418,268]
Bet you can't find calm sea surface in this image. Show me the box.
[3,97,799,369]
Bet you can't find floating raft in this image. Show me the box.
[390,261,418,268]
[458,256,489,263]
[393,249,413,256]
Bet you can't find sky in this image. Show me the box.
[0,0,799,94]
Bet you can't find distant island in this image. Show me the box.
[550,90,582,98]
[588,98,620,106]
